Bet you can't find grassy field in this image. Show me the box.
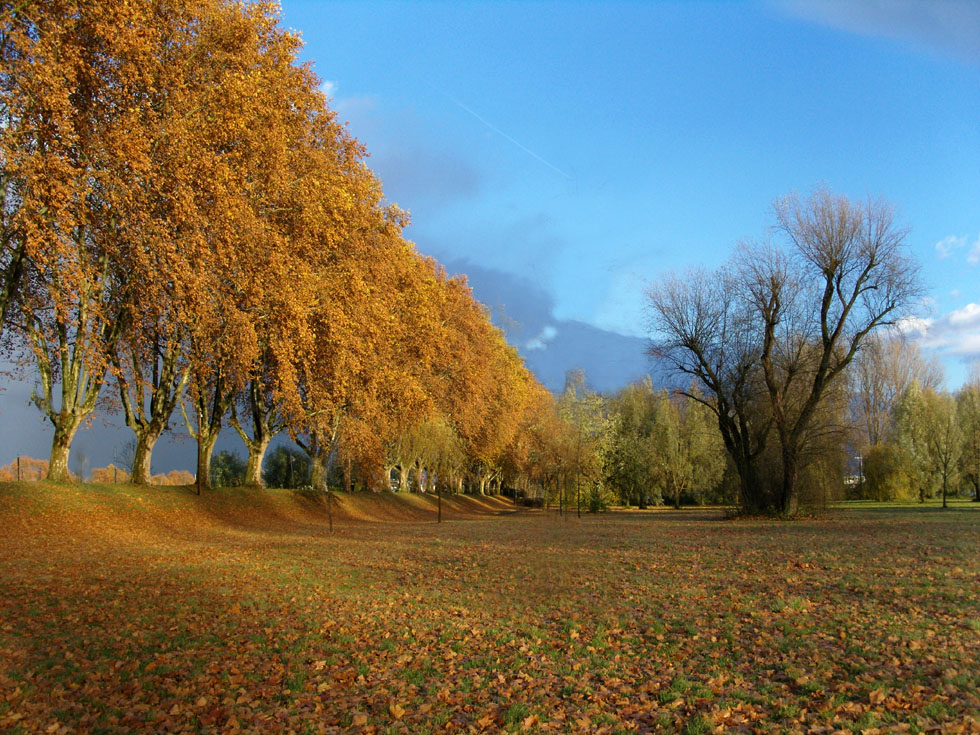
[1,484,978,734]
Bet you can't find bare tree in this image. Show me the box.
[759,189,920,513]
[648,188,920,514]
[646,268,774,513]
[851,333,944,447]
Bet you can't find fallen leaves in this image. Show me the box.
[388,702,405,720]
[1,487,979,734]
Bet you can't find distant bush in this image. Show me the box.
[0,457,50,481]
[91,465,130,483]
[864,443,914,502]
[210,451,246,488]
[263,446,312,489]
[153,470,195,486]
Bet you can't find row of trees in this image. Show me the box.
[2,3,964,513]
[0,0,560,495]
[491,369,728,513]
[855,342,980,505]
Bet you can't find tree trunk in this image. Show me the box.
[244,437,270,487]
[131,427,164,485]
[311,452,328,491]
[972,478,979,502]
[47,421,81,482]
[736,458,763,514]
[196,432,219,493]
[399,464,408,493]
[781,446,799,516]
[942,474,948,509]
[438,484,442,523]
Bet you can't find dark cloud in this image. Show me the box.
[441,258,654,393]
[0,263,652,473]
[775,0,980,65]
[335,96,482,208]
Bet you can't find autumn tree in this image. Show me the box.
[8,1,166,481]
[502,382,561,504]
[110,0,305,487]
[0,1,53,337]
[229,370,288,487]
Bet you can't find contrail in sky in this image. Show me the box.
[428,82,573,181]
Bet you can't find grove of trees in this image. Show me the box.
[0,0,557,496]
[2,3,974,515]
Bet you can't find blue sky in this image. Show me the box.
[282,0,980,389]
[0,0,978,473]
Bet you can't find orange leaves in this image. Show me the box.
[388,702,406,720]
[5,0,551,494]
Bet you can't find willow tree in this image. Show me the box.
[958,367,980,502]
[648,389,726,508]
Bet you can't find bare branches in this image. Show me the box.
[647,187,921,514]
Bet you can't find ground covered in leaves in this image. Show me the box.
[1,484,979,734]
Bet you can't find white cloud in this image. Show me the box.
[935,234,965,259]
[895,315,932,337]
[968,235,980,266]
[525,325,558,351]
[905,303,980,357]
[320,80,337,98]
[948,302,980,326]
[932,233,980,264]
